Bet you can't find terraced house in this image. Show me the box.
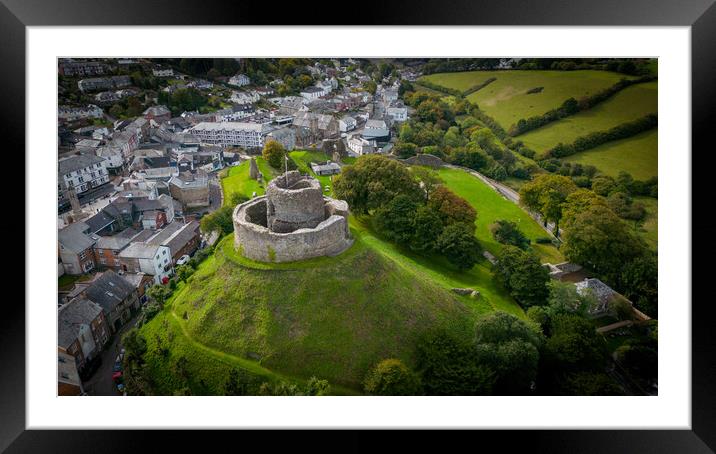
[58,297,109,371]
[58,154,110,197]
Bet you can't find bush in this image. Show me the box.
[363,359,422,395]
[427,186,477,227]
[416,331,495,395]
[262,140,287,169]
[435,222,482,270]
[490,220,530,250]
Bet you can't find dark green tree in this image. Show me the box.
[363,359,422,395]
[435,222,482,270]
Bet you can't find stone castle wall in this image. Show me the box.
[233,196,352,263]
[266,171,325,233]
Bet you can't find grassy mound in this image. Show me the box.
[162,234,475,390]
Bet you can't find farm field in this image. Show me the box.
[518,81,658,155]
[420,70,634,129]
[562,129,657,180]
[436,167,564,264]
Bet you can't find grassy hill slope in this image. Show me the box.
[519,81,658,154]
[160,234,476,391]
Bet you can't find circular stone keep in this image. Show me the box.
[233,171,353,263]
[266,171,325,233]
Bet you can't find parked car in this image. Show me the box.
[112,362,122,373]
[176,255,191,266]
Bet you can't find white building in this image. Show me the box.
[346,134,377,156]
[382,88,399,103]
[230,90,260,105]
[300,86,326,100]
[362,119,390,140]
[58,104,103,122]
[386,105,408,122]
[339,116,357,132]
[229,73,251,87]
[152,68,174,77]
[118,243,173,285]
[188,121,270,149]
[58,155,110,196]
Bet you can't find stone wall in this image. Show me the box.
[233,196,353,263]
[266,171,326,233]
[401,153,445,168]
[169,184,210,209]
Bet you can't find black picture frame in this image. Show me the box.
[4,0,713,452]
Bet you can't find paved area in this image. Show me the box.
[82,312,140,396]
[208,174,222,212]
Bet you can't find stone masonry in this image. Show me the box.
[233,171,353,262]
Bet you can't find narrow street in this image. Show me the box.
[82,312,141,396]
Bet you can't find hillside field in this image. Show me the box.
[437,168,564,264]
[562,129,657,180]
[420,70,634,129]
[518,81,658,155]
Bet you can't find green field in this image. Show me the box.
[421,70,634,129]
[562,129,657,180]
[289,150,335,191]
[437,168,564,264]
[518,81,658,154]
[220,157,276,205]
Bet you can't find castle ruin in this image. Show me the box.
[233,171,353,262]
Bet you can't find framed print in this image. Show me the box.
[4,0,714,451]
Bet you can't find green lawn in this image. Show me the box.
[349,218,524,319]
[518,81,657,154]
[436,168,564,264]
[140,251,360,395]
[289,150,336,192]
[157,232,480,391]
[421,70,634,129]
[562,129,657,180]
[220,157,277,206]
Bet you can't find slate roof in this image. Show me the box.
[143,105,171,117]
[84,210,116,234]
[58,298,103,348]
[94,228,142,250]
[83,270,136,314]
[575,278,617,305]
[58,222,96,253]
[58,155,106,176]
[119,242,162,260]
[147,221,199,256]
